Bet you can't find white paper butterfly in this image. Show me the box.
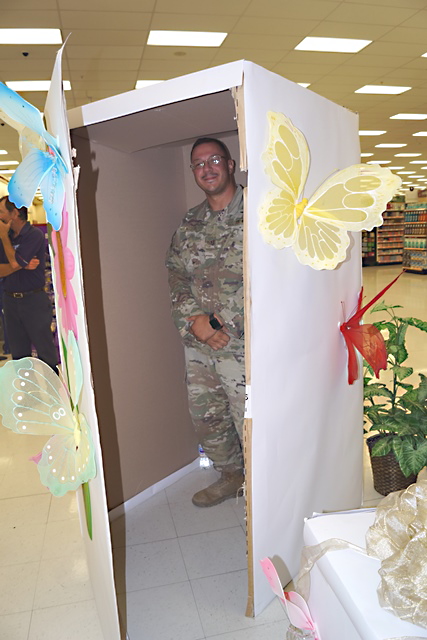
[259,111,402,270]
[0,333,96,497]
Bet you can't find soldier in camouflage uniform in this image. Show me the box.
[166,137,245,507]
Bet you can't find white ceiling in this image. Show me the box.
[1,0,427,183]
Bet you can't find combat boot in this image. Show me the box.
[192,470,244,507]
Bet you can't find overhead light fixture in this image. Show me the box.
[413,131,427,136]
[421,166,427,170]
[401,181,412,185]
[6,80,71,91]
[135,80,163,89]
[359,131,386,136]
[297,83,311,88]
[390,114,427,120]
[360,153,374,157]
[355,85,411,95]
[0,150,7,155]
[375,143,406,148]
[295,36,371,53]
[147,30,227,47]
[0,29,62,45]
[0,160,18,166]
[0,169,15,174]
[395,153,421,157]
[388,166,404,170]
[366,160,391,164]
[396,171,415,174]
[409,160,427,164]
[411,175,425,178]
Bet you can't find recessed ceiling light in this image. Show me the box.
[0,169,15,174]
[401,181,412,185]
[295,36,371,53]
[135,80,163,89]
[421,166,427,170]
[366,160,391,164]
[411,175,425,178]
[355,85,411,95]
[375,143,406,148]
[297,83,311,88]
[360,153,374,157]
[409,160,427,164]
[0,160,18,166]
[0,29,62,45]
[413,131,427,136]
[390,114,427,120]
[388,166,404,170]
[396,171,415,174]
[6,80,71,91]
[147,30,227,47]
[0,150,7,155]
[359,130,386,136]
[395,153,421,157]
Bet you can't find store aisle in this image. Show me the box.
[0,266,425,639]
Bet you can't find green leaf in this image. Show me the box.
[394,440,427,476]
[82,482,93,540]
[371,437,393,456]
[417,374,427,403]
[363,384,392,400]
[392,364,413,381]
[396,322,408,347]
[402,317,427,333]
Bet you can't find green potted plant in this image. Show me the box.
[364,300,427,496]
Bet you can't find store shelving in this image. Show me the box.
[403,205,427,273]
[376,205,405,265]
[362,230,376,266]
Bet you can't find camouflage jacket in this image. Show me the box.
[166,185,244,355]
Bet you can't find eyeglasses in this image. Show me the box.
[190,154,226,171]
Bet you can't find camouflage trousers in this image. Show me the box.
[184,346,245,473]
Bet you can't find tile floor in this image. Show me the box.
[0,266,425,639]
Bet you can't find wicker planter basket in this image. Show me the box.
[367,434,417,496]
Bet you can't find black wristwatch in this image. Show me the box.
[209,312,223,330]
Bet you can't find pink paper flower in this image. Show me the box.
[52,202,78,340]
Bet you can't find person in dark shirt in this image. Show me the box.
[0,196,58,371]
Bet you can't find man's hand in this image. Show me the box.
[0,219,11,240]
[25,257,39,270]
[187,314,230,350]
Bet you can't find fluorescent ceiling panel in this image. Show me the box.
[388,166,404,169]
[366,160,391,164]
[359,130,386,136]
[375,143,406,148]
[147,30,227,47]
[360,153,374,157]
[395,153,421,157]
[413,132,427,136]
[0,150,7,155]
[409,160,427,164]
[135,80,163,89]
[0,29,62,44]
[355,85,410,95]
[0,160,18,166]
[0,169,14,174]
[396,171,415,174]
[6,80,71,91]
[297,83,311,88]
[390,114,427,120]
[295,37,371,53]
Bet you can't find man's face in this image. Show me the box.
[0,201,14,226]
[191,142,234,197]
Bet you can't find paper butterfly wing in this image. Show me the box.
[8,148,56,210]
[284,592,317,633]
[343,324,387,382]
[259,112,311,249]
[38,414,96,497]
[39,159,65,231]
[294,164,401,270]
[260,557,285,600]
[0,358,74,435]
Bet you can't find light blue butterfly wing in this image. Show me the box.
[39,159,65,231]
[0,358,74,435]
[38,414,96,497]
[8,148,55,210]
[0,82,58,150]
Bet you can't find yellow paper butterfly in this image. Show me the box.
[259,111,402,270]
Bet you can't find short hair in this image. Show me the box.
[191,137,231,161]
[0,196,28,221]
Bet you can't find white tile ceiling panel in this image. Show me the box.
[245,0,341,20]
[212,49,285,64]
[223,34,301,50]
[281,51,354,65]
[401,58,427,70]
[232,17,319,35]
[154,0,251,15]
[69,71,137,84]
[399,10,427,28]
[0,10,60,28]
[308,21,392,39]
[58,0,155,10]
[326,2,419,25]
[342,54,419,68]
[66,46,144,60]
[60,11,152,30]
[149,13,238,32]
[9,0,58,8]
[325,65,400,78]
[67,30,148,46]
[357,41,427,57]
[380,26,427,43]
[382,67,427,80]
[68,59,141,72]
[143,47,220,61]
[138,60,208,74]
[0,60,63,74]
[273,62,341,76]
[0,46,61,60]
